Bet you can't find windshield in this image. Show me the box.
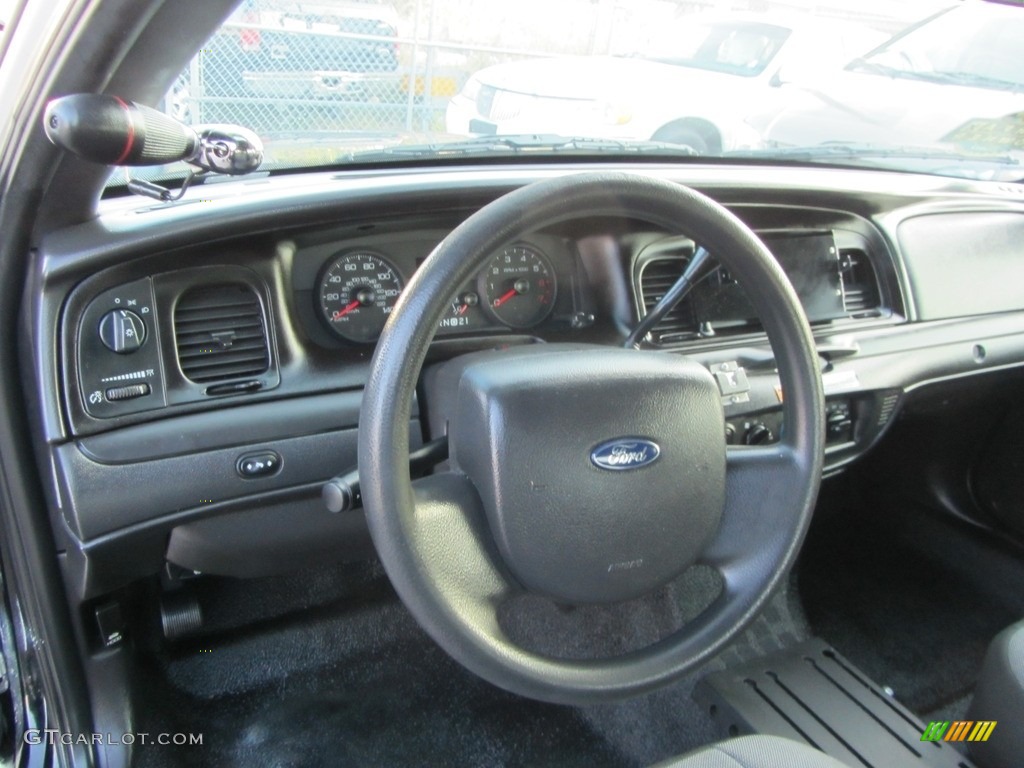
[124,0,1024,186]
[641,21,791,77]
[852,3,1024,91]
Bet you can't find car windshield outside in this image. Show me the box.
[116,0,1024,187]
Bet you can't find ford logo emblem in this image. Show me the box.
[590,438,661,471]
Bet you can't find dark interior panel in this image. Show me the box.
[974,405,1024,538]
[55,420,422,541]
[76,389,365,464]
[854,367,1024,538]
[165,496,375,578]
[34,174,1024,603]
[23,167,1024,615]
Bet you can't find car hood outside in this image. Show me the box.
[766,69,1024,150]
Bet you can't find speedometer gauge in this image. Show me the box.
[479,244,556,328]
[318,251,403,343]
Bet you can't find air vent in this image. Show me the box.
[174,284,270,384]
[638,257,697,344]
[839,249,881,316]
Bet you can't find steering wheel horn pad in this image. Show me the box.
[446,345,726,604]
[359,171,825,704]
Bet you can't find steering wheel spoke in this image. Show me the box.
[702,444,810,585]
[408,472,520,615]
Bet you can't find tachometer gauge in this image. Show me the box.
[318,251,403,343]
[479,244,556,328]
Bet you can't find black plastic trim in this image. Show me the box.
[76,389,367,464]
[165,494,374,578]
[56,420,421,541]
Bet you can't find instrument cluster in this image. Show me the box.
[304,234,569,344]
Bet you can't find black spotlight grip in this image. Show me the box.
[44,94,198,166]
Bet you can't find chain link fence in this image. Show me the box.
[171,24,412,135]
[167,0,578,141]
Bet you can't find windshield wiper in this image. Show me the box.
[730,142,1021,166]
[848,59,1024,93]
[344,134,700,162]
[847,58,907,77]
[916,71,1024,93]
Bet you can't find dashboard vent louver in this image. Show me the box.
[174,284,270,384]
[638,257,697,344]
[839,249,881,316]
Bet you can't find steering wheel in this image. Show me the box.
[358,172,825,705]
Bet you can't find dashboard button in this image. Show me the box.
[713,365,749,395]
[98,309,146,353]
[237,451,281,478]
[744,422,775,445]
[105,383,151,401]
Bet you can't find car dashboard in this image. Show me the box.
[27,162,1024,600]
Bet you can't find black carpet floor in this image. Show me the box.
[127,466,1024,767]
[132,560,809,768]
[798,476,1024,717]
[136,561,628,767]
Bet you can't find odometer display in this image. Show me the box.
[479,244,556,328]
[318,251,403,343]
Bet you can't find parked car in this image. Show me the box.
[4,1,1024,767]
[757,1,1024,158]
[173,0,400,126]
[446,15,883,154]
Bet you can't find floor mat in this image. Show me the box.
[144,638,627,767]
[798,477,1024,715]
[132,561,808,767]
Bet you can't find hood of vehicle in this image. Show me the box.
[768,69,1024,148]
[471,55,751,101]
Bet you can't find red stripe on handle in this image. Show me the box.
[112,96,136,165]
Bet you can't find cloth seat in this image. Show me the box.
[653,735,850,768]
[966,617,1024,768]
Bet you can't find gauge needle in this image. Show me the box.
[333,299,361,320]
[493,288,518,307]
